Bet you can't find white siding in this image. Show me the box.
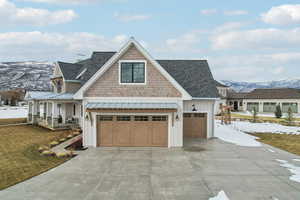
[183,100,216,138]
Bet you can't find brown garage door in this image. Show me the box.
[97,115,168,147]
[183,113,207,138]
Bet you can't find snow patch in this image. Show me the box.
[209,191,230,200]
[230,120,300,134]
[268,149,275,153]
[276,159,300,183]
[0,106,28,119]
[293,159,300,162]
[215,121,261,147]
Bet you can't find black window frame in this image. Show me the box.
[120,62,146,84]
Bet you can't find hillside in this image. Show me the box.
[0,62,54,91]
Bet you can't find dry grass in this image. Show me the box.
[231,113,300,125]
[0,125,72,190]
[253,133,300,156]
[0,118,27,125]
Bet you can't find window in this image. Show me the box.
[117,116,131,121]
[152,116,167,121]
[194,113,205,118]
[183,113,191,118]
[99,116,113,121]
[73,104,76,116]
[57,80,62,93]
[134,116,149,121]
[120,62,145,83]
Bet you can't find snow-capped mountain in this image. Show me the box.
[221,79,300,92]
[0,61,54,91]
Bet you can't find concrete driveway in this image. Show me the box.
[1,138,300,200]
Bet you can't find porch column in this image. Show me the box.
[32,100,39,125]
[52,102,58,128]
[28,101,33,123]
[46,102,52,125]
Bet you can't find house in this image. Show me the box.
[214,84,300,114]
[214,81,231,114]
[25,38,219,148]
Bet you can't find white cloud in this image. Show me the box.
[200,9,217,15]
[214,22,245,33]
[262,4,300,25]
[224,10,248,16]
[0,32,128,61]
[0,0,77,26]
[19,0,108,4]
[114,12,150,22]
[211,28,300,50]
[209,52,300,81]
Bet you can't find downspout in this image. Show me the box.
[212,100,216,138]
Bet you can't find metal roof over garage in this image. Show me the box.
[85,102,178,110]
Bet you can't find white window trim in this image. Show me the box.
[118,60,147,85]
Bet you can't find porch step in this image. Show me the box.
[51,134,82,153]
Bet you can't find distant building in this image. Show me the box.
[214,82,300,114]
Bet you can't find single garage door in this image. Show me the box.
[97,115,168,147]
[183,113,207,138]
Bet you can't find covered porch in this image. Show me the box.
[26,92,82,130]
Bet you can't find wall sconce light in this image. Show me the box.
[175,114,179,121]
[192,104,197,111]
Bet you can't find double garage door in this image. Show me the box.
[97,115,168,147]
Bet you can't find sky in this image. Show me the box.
[0,0,300,81]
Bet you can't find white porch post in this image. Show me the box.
[32,100,39,125]
[52,102,58,128]
[46,102,52,125]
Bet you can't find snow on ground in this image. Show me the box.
[229,120,300,134]
[276,159,300,183]
[215,121,261,147]
[235,111,300,118]
[0,106,28,119]
[268,149,275,153]
[209,191,230,200]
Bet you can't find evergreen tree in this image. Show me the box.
[253,107,257,123]
[274,105,282,119]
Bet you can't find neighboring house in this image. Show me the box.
[214,85,300,114]
[215,81,231,114]
[25,38,219,148]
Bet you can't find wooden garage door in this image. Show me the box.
[183,113,207,138]
[97,115,168,147]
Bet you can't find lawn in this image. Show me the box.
[253,133,300,156]
[0,125,72,190]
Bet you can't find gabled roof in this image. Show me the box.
[157,60,219,98]
[215,80,229,88]
[245,88,300,99]
[57,62,83,80]
[57,39,218,99]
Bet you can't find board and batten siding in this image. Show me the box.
[183,100,215,138]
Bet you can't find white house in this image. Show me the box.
[25,38,219,148]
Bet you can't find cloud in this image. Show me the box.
[262,4,300,25]
[114,12,150,22]
[224,10,248,16]
[214,22,245,33]
[211,28,300,50]
[19,0,108,4]
[209,52,300,81]
[0,32,128,61]
[200,9,217,15]
[0,0,77,26]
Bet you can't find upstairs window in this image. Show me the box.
[56,80,62,93]
[120,62,145,84]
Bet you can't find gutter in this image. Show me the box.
[192,97,220,100]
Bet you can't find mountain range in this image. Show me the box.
[0,61,300,92]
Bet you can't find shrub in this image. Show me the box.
[286,107,294,125]
[49,141,59,147]
[252,107,258,123]
[41,150,55,156]
[275,105,282,119]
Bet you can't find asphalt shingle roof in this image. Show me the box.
[245,88,300,99]
[57,53,219,98]
[157,60,219,98]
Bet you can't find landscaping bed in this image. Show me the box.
[0,118,27,125]
[0,125,73,190]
